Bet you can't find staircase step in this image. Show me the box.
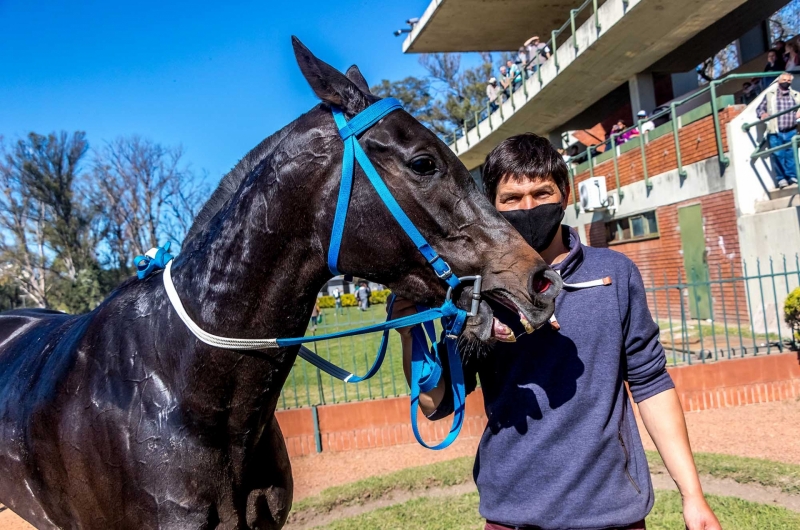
[768,184,799,200]
[755,193,800,213]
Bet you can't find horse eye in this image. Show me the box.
[408,156,437,176]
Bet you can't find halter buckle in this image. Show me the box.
[435,262,453,281]
[445,275,482,317]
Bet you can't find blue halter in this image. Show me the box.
[295,97,469,450]
[136,98,470,450]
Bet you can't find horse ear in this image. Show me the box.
[345,65,372,95]
[292,36,369,114]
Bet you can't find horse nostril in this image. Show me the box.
[529,268,562,300]
[531,277,552,294]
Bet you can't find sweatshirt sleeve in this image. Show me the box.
[425,345,480,421]
[622,261,675,403]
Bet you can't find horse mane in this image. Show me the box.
[183,119,299,245]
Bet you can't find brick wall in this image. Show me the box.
[573,106,744,198]
[277,352,800,456]
[585,190,747,324]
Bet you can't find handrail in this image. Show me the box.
[742,102,800,132]
[564,71,784,206]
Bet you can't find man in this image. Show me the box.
[756,72,800,188]
[637,110,655,135]
[524,35,551,73]
[332,287,343,315]
[487,77,502,113]
[356,281,370,311]
[394,134,720,530]
[498,65,512,98]
[506,59,523,92]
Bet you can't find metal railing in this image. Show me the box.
[568,71,783,203]
[278,254,800,409]
[647,255,799,367]
[742,100,800,178]
[449,0,610,152]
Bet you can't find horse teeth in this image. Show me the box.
[518,311,534,334]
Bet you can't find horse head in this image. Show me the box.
[291,37,562,347]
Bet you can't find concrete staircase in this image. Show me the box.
[754,184,799,213]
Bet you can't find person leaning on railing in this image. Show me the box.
[756,71,800,189]
[486,77,501,113]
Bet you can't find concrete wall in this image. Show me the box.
[277,352,800,457]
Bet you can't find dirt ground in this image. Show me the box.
[2,398,799,529]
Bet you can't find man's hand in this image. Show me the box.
[387,296,417,337]
[760,112,770,120]
[682,495,721,530]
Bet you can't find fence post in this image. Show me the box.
[312,405,323,453]
[664,271,677,366]
[593,0,601,34]
[670,102,687,178]
[474,112,481,139]
[611,135,623,199]
[743,260,758,356]
[552,30,559,70]
[731,261,745,357]
[638,122,651,189]
[570,9,578,52]
[690,268,707,362]
[710,81,730,166]
[769,257,784,351]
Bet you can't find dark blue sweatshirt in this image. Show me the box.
[432,226,674,529]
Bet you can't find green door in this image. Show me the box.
[678,204,711,320]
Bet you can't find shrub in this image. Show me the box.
[316,289,392,308]
[785,287,800,340]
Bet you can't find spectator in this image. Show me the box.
[637,110,655,134]
[517,46,528,68]
[506,60,523,92]
[356,281,370,311]
[498,66,512,98]
[740,81,761,105]
[765,49,784,73]
[486,77,502,112]
[611,120,638,145]
[524,35,551,74]
[776,39,788,65]
[310,301,321,331]
[756,71,800,188]
[787,42,800,71]
[332,287,343,314]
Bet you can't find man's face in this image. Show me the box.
[769,51,777,62]
[500,66,507,74]
[493,175,566,212]
[779,73,793,85]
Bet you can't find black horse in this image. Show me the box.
[0,38,560,529]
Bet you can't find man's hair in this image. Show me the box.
[482,133,569,204]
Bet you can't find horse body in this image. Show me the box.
[0,38,561,529]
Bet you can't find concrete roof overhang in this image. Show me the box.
[403,0,591,53]
[447,0,753,170]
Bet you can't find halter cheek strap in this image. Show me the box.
[327,98,458,288]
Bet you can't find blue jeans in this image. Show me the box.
[768,130,798,184]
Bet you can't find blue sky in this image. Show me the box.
[0,0,432,182]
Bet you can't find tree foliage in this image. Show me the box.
[0,131,208,313]
[371,52,508,139]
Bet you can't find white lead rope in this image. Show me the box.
[162,260,279,350]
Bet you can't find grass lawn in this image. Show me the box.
[318,490,800,530]
[291,452,800,524]
[278,305,427,409]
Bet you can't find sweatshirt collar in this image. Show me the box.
[551,225,584,278]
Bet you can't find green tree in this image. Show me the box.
[371,52,503,139]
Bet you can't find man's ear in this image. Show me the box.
[345,65,372,95]
[562,185,571,209]
[292,36,370,115]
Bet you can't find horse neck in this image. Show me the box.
[163,120,335,431]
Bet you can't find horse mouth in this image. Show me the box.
[459,289,552,345]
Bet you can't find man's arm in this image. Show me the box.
[756,96,768,120]
[623,263,720,530]
[390,298,447,416]
[638,390,720,529]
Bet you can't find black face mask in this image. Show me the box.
[500,203,565,252]
[779,81,792,90]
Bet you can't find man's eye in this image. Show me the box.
[409,156,437,176]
